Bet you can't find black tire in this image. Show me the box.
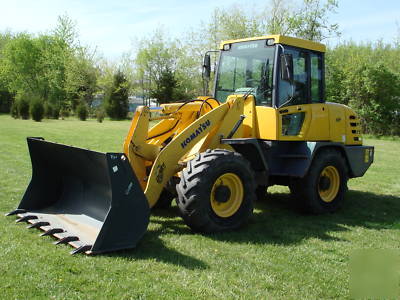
[176,149,256,233]
[289,148,348,214]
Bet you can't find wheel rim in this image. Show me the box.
[318,166,340,203]
[210,173,244,218]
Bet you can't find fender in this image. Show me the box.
[221,139,374,179]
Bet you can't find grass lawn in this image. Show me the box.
[0,114,399,299]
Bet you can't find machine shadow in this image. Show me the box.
[107,190,399,266]
[208,190,400,245]
[152,190,400,246]
[105,207,208,270]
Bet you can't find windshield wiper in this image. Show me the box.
[259,58,272,96]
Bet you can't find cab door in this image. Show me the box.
[276,47,329,141]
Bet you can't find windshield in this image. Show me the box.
[215,40,275,106]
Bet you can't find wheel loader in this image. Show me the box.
[6,35,374,254]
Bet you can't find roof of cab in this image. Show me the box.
[220,35,326,53]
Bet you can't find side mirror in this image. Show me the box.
[280,54,293,81]
[203,53,211,80]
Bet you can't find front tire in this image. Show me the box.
[289,148,348,214]
[176,149,256,233]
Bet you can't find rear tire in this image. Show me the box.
[289,148,348,214]
[176,149,256,233]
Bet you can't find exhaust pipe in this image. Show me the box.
[6,138,150,254]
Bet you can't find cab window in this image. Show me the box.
[215,40,275,106]
[311,53,323,102]
[278,49,309,107]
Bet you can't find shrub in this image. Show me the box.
[44,102,61,119]
[52,104,60,119]
[30,99,44,122]
[0,90,13,113]
[60,107,70,119]
[14,92,33,119]
[88,107,96,118]
[96,108,105,123]
[76,103,88,121]
[44,102,53,118]
[10,100,19,118]
[18,98,30,119]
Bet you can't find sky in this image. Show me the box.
[0,0,399,59]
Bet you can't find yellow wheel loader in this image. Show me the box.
[7,35,374,254]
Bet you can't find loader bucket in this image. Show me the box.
[6,137,150,255]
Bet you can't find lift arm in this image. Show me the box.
[124,96,247,208]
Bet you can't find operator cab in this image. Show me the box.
[209,35,326,109]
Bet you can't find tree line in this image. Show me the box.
[0,0,399,135]
[0,15,130,122]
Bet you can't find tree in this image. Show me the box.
[53,15,98,110]
[0,33,43,95]
[209,6,263,44]
[0,32,13,112]
[264,0,294,35]
[181,0,341,96]
[290,0,340,41]
[0,33,66,101]
[97,59,120,103]
[134,29,195,103]
[326,41,400,135]
[134,29,176,102]
[150,68,177,103]
[36,34,68,105]
[53,14,79,48]
[347,64,400,135]
[104,70,129,119]
[64,49,99,110]
[190,0,340,52]
[0,15,99,116]
[396,22,400,47]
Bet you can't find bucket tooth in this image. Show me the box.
[16,215,38,223]
[27,221,50,229]
[54,236,79,245]
[6,209,27,216]
[40,228,64,236]
[70,245,92,255]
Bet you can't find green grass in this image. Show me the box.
[0,114,399,299]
